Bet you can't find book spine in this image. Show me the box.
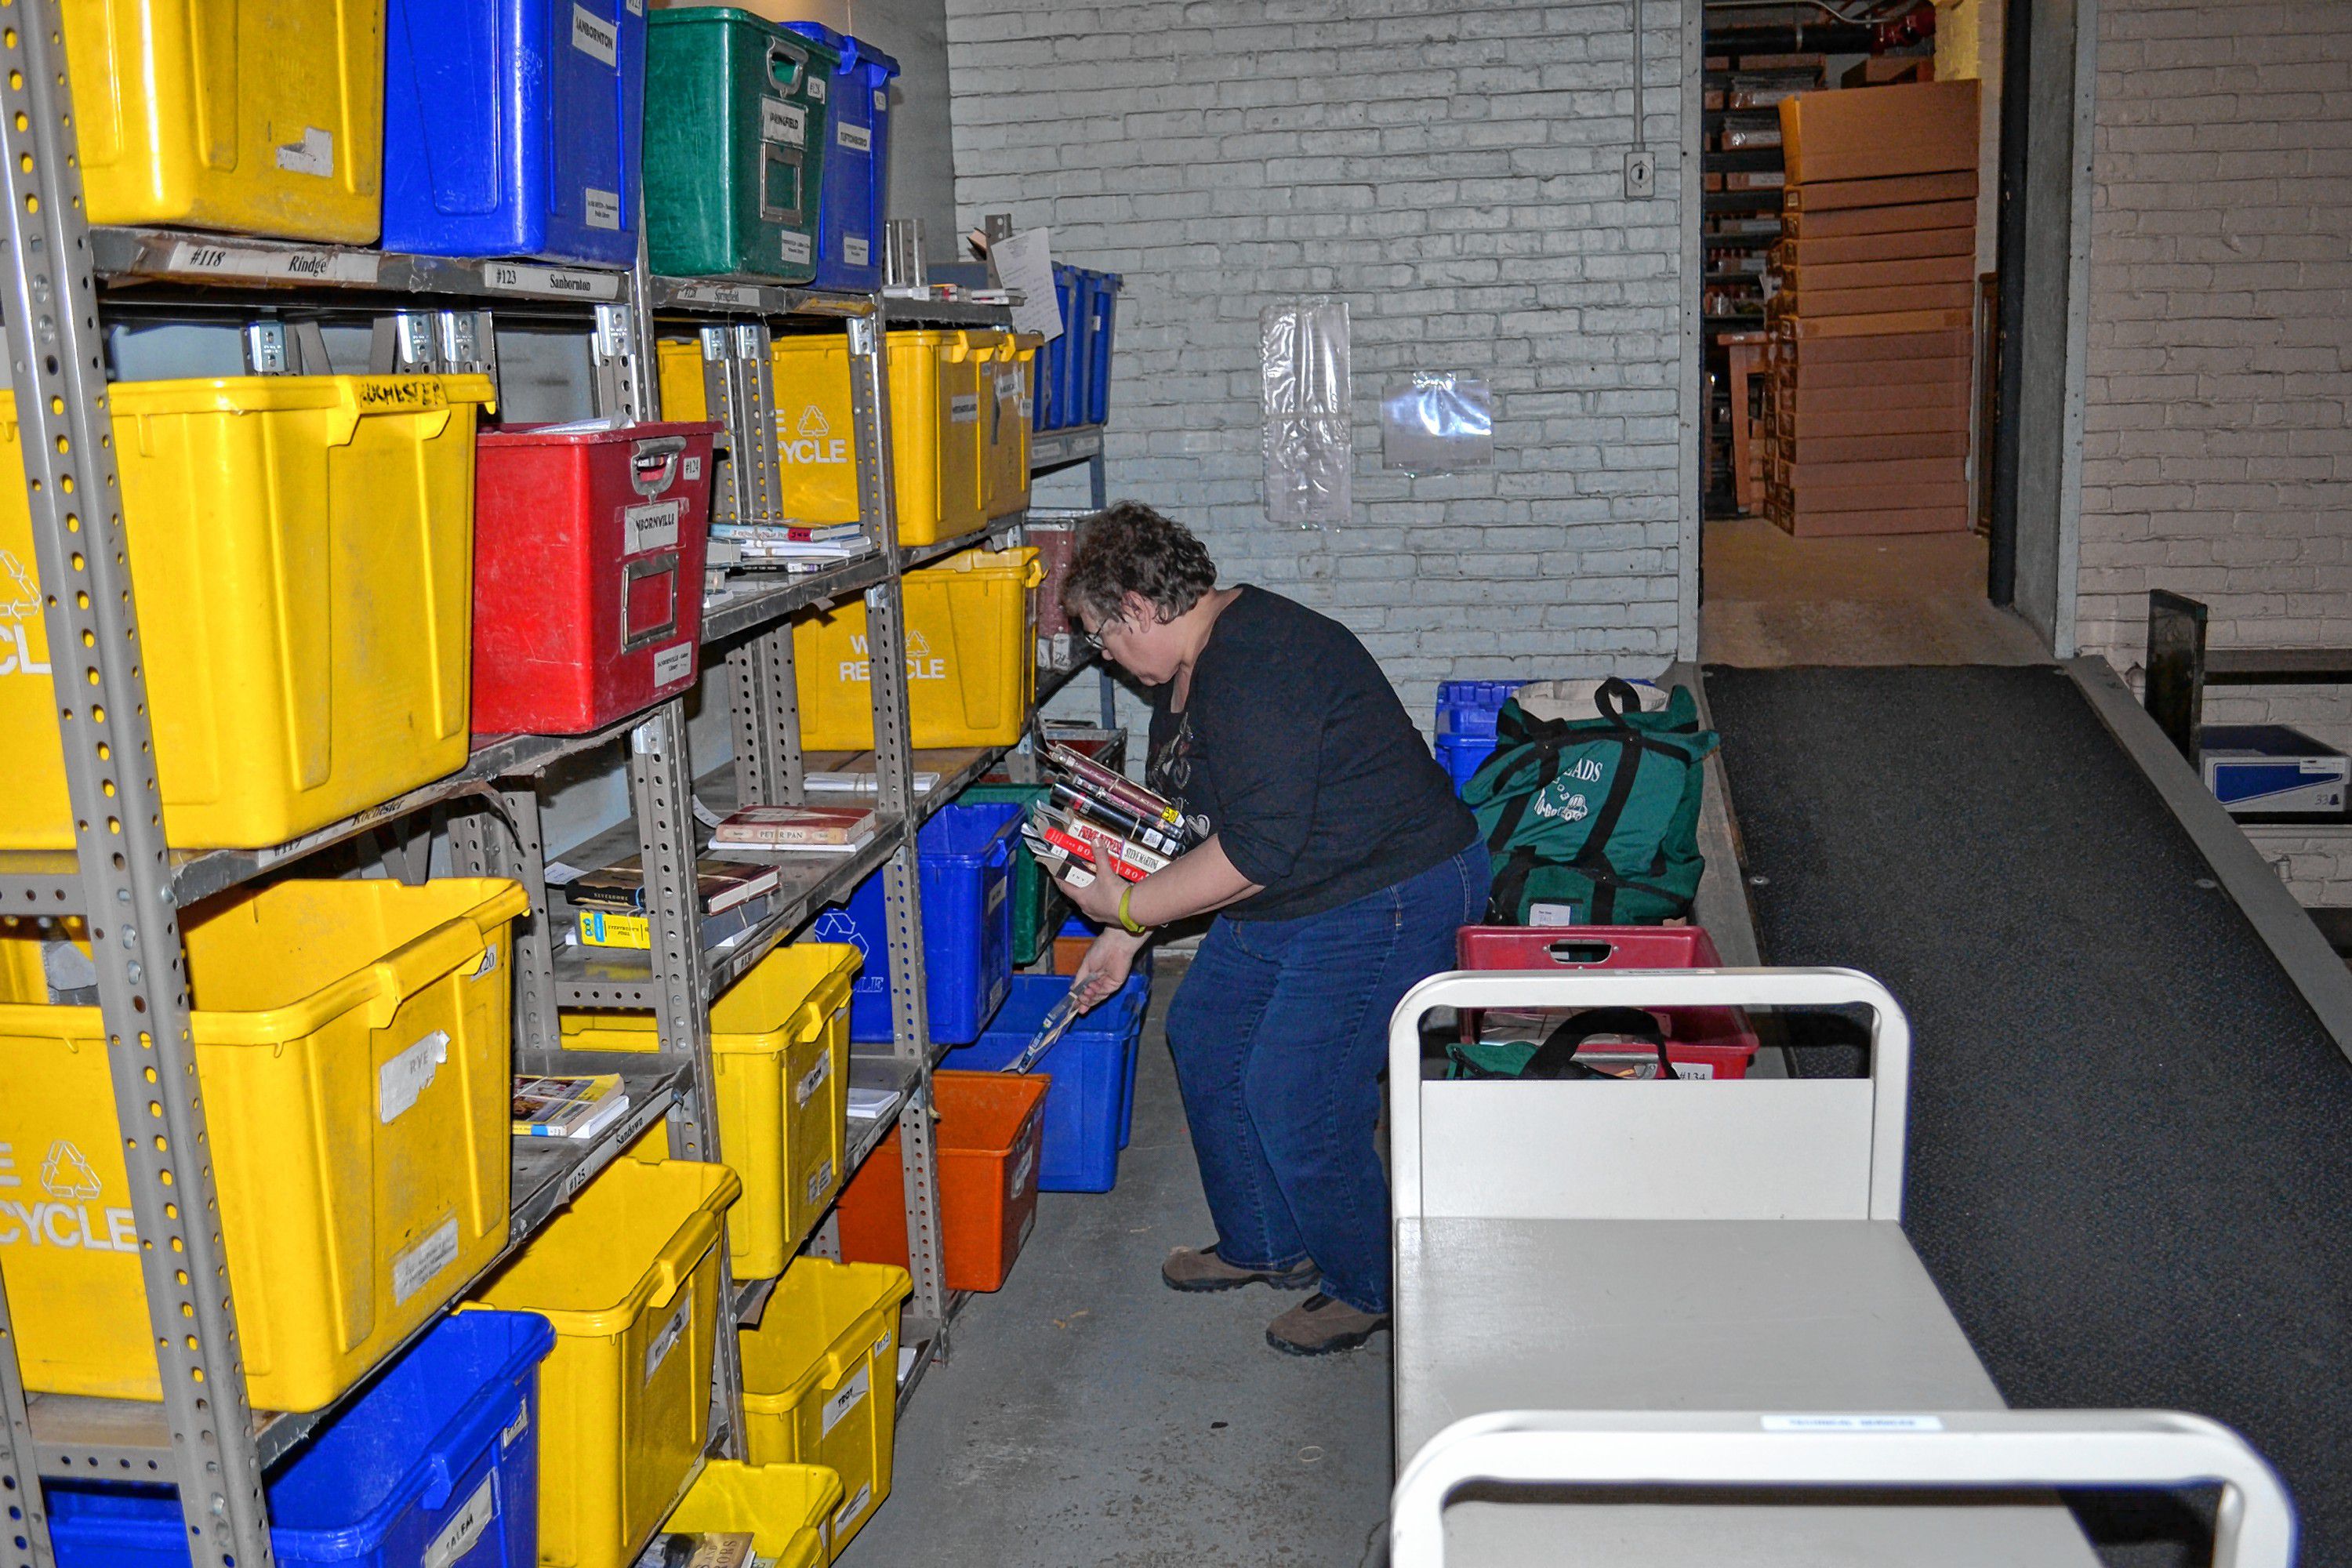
[1040,822,1152,883]
[1053,782,1186,859]
[1047,742,1183,826]
[1044,811,1171,877]
[710,825,864,847]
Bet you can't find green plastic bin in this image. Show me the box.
[960,784,1065,967]
[644,8,833,281]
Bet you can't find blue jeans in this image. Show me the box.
[1164,843,1490,1315]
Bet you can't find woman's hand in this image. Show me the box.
[1071,927,1147,1011]
[1055,864,1132,927]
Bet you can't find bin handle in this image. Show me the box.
[619,553,681,653]
[1022,557,1045,589]
[367,920,492,1032]
[789,999,831,1042]
[757,142,806,226]
[764,36,805,95]
[419,1391,527,1512]
[630,436,686,498]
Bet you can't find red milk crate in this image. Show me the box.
[473,420,722,736]
[1454,925,1762,1080]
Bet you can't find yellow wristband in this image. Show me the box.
[1117,881,1147,936]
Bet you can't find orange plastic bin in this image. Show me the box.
[836,1070,1047,1292]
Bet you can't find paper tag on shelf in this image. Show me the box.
[837,121,872,154]
[808,75,826,102]
[779,230,813,267]
[484,262,622,299]
[803,1159,836,1209]
[833,1483,874,1535]
[585,187,622,230]
[844,236,869,267]
[949,394,980,424]
[392,1217,461,1305]
[165,241,378,285]
[652,641,693,686]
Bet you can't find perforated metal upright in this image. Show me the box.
[0,7,274,1564]
[847,314,953,1338]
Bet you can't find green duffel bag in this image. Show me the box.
[1464,677,1720,926]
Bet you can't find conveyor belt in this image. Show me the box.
[1705,664,2352,1565]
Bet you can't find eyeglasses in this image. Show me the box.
[1080,619,1120,652]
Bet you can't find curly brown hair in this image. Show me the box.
[1062,501,1218,629]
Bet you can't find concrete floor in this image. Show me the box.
[847,958,1395,1568]
[1700,517,2050,666]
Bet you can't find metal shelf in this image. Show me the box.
[701,552,891,645]
[552,818,910,1007]
[880,294,1016,328]
[1036,649,1102,708]
[92,226,632,303]
[904,511,1029,569]
[1029,423,1104,473]
[644,277,874,319]
[27,1062,687,1479]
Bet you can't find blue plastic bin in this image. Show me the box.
[782,23,898,291]
[1044,263,1082,430]
[382,0,645,264]
[814,801,1021,1046]
[47,1311,554,1568]
[1080,270,1122,425]
[1436,733,1498,795]
[1435,680,1524,738]
[942,973,1149,1192]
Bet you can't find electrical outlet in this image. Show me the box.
[1624,150,1657,200]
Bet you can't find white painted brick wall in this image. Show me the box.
[946,0,1691,734]
[2072,0,2352,902]
[2074,0,2352,677]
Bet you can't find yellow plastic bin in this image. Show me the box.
[563,942,862,1280]
[665,1461,842,1568]
[0,877,525,1410]
[0,375,492,851]
[470,1156,742,1568]
[63,0,387,240]
[657,328,985,544]
[739,1258,913,1554]
[977,332,1039,522]
[792,546,1040,750]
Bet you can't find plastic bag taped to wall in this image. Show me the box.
[1261,298,1351,528]
[1382,372,1493,474]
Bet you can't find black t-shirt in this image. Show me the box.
[1146,586,1475,922]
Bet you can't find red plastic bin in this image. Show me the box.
[1454,925,1762,1080]
[473,419,721,736]
[836,1070,1048,1292]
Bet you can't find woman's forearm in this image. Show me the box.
[1128,834,1261,926]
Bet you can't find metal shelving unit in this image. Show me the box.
[0,9,1043,1563]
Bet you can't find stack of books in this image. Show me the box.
[513,1073,632,1141]
[707,804,877,854]
[1022,742,1200,887]
[710,520,876,573]
[564,853,782,951]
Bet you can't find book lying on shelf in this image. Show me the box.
[568,855,780,915]
[708,804,877,851]
[807,768,940,794]
[572,899,769,953]
[848,1085,905,1122]
[513,1073,632,1141]
[633,1533,755,1568]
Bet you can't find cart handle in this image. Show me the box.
[1391,1409,2294,1568]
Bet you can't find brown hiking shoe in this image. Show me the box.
[1162,1244,1319,1294]
[1266,1293,1390,1356]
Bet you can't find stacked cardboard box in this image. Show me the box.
[1761,79,1980,536]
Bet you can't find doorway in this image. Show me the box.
[1692,0,2070,667]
